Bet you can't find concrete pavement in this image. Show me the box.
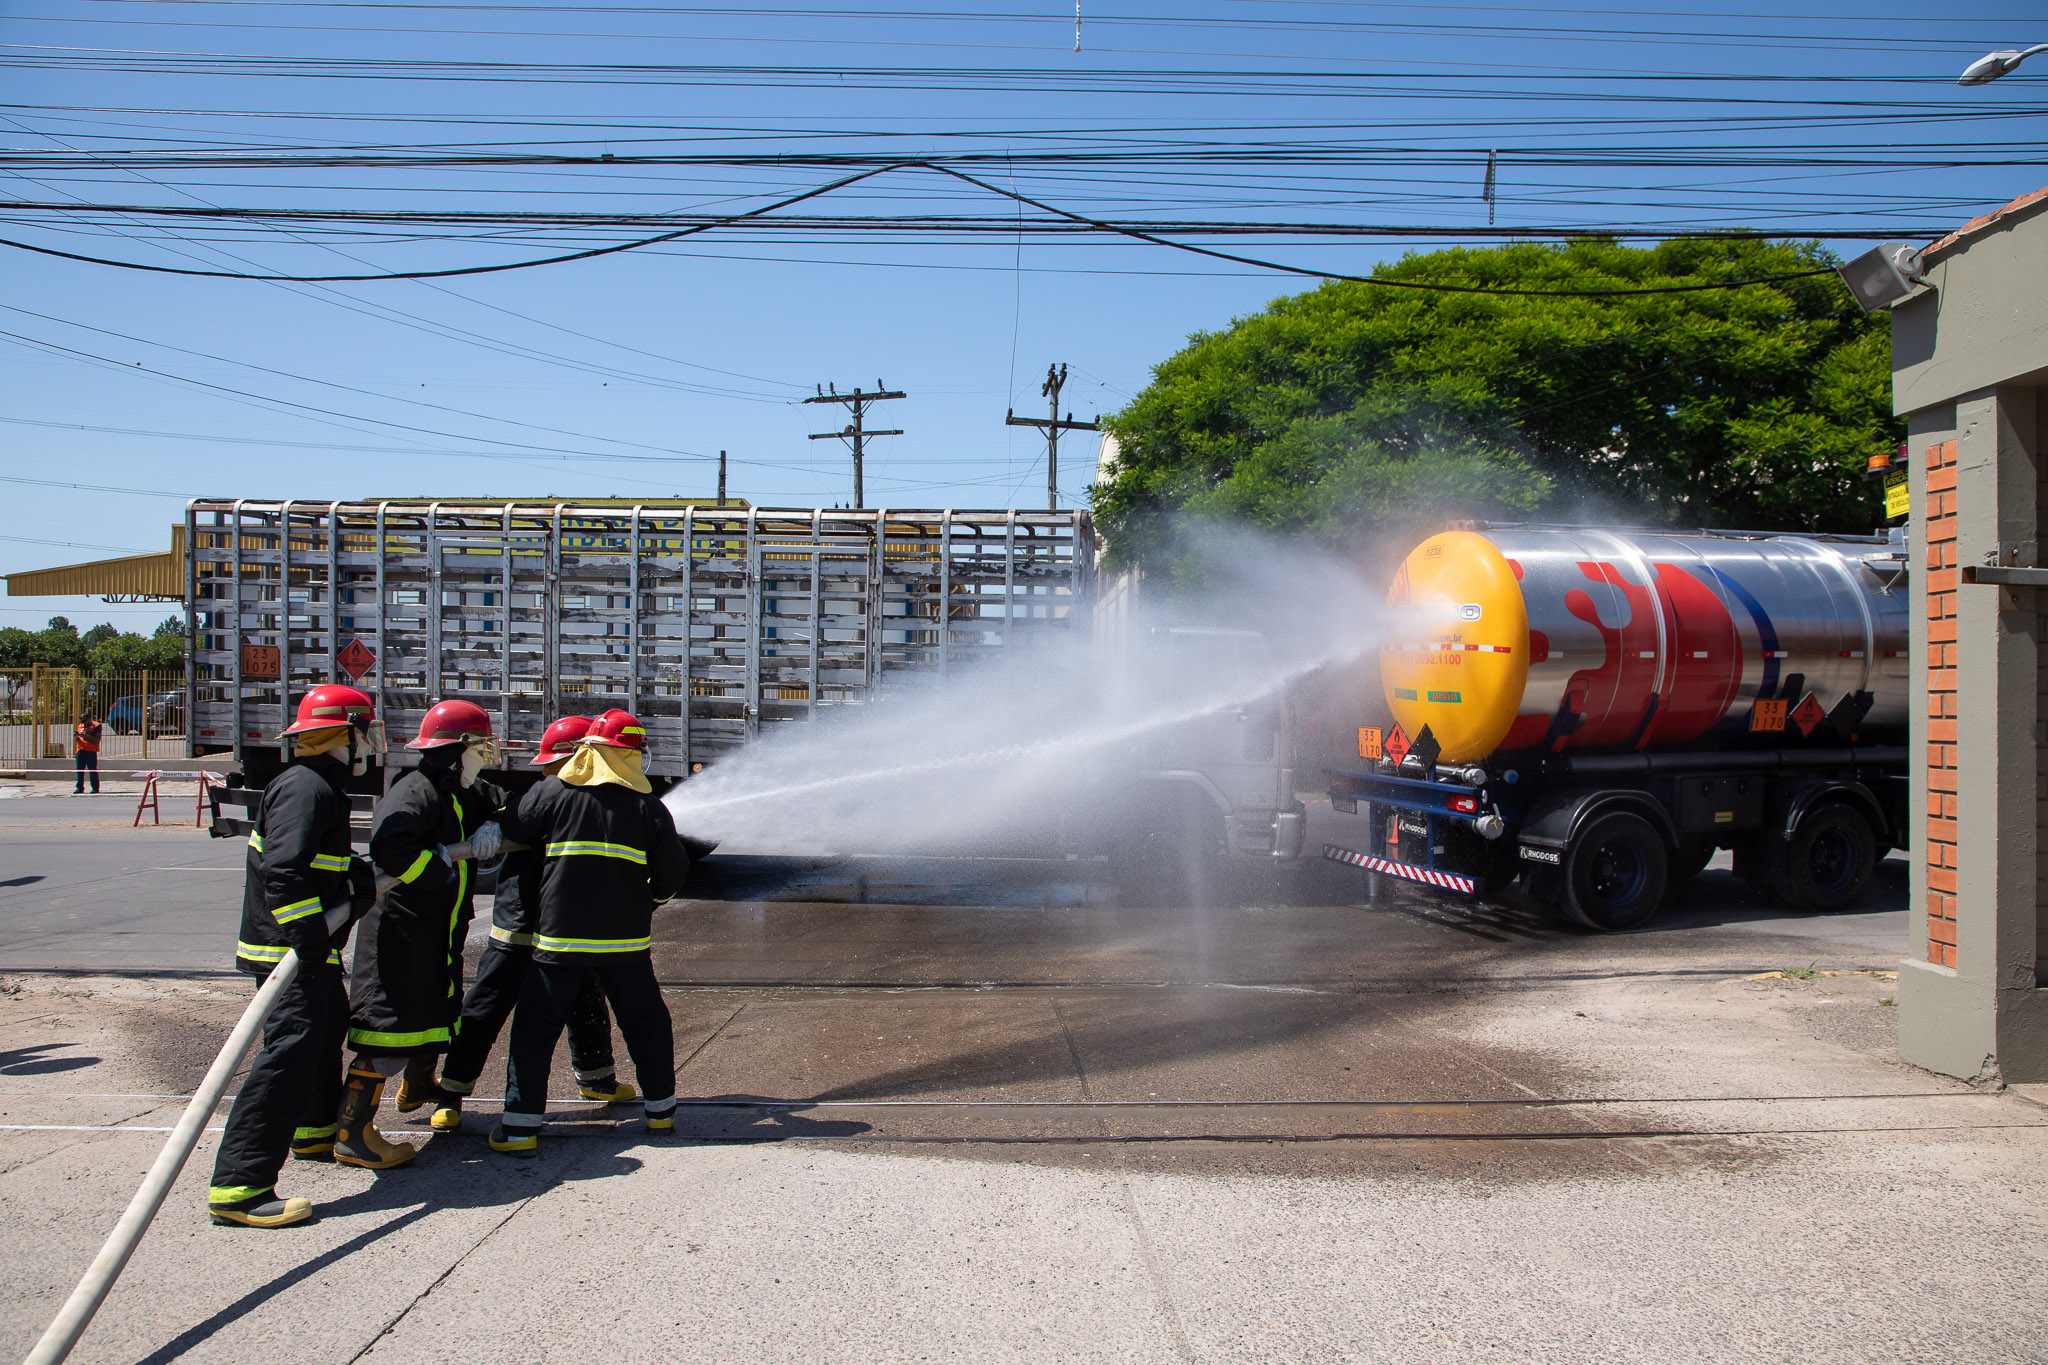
[3,797,2046,1362]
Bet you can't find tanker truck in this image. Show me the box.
[1323,524,1910,930]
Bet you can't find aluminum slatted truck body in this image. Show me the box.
[1326,524,1911,931]
[183,501,1095,787]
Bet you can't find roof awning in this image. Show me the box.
[5,527,184,602]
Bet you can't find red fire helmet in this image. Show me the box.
[533,715,594,766]
[406,698,494,750]
[582,708,646,752]
[281,683,375,737]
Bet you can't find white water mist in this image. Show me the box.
[663,526,1405,856]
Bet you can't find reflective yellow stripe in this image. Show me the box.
[236,941,342,966]
[246,832,265,852]
[272,897,324,925]
[346,1026,450,1049]
[543,841,646,864]
[310,853,351,872]
[208,1184,272,1205]
[398,849,435,883]
[488,925,535,947]
[293,1123,338,1141]
[534,935,652,954]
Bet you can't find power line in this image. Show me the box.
[0,161,1863,295]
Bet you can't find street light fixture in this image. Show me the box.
[1959,43,2048,86]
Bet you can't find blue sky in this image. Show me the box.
[2,0,2043,632]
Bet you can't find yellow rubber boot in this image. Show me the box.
[289,1123,338,1161]
[394,1054,441,1114]
[334,1068,418,1170]
[578,1074,637,1104]
[209,1187,313,1228]
[429,1095,463,1132]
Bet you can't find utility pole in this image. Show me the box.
[717,450,727,506]
[805,381,905,510]
[1006,362,1099,512]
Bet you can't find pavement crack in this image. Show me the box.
[672,1002,744,1085]
[344,1175,558,1363]
[1051,1001,1197,1362]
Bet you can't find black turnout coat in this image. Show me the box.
[347,758,508,1055]
[515,776,689,963]
[235,751,367,976]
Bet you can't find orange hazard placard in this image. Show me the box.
[1358,726,1383,760]
[240,644,280,679]
[1382,724,1411,764]
[1750,698,1788,733]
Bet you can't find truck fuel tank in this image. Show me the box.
[1381,526,1909,764]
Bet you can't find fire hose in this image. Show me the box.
[22,836,509,1365]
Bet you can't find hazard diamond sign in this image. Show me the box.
[1382,724,1411,765]
[1790,692,1827,738]
[337,638,376,680]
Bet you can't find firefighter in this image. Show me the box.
[208,684,383,1228]
[340,698,508,1168]
[492,709,689,1155]
[430,714,634,1132]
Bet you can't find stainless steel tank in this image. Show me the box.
[1381,525,1910,763]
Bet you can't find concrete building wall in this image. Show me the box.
[1891,188,2048,1082]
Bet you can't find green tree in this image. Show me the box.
[29,617,87,670]
[81,622,120,650]
[1094,238,1897,575]
[90,630,184,674]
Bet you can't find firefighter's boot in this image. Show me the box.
[209,1187,313,1228]
[430,1095,463,1131]
[334,1068,418,1170]
[488,1123,538,1158]
[394,1054,442,1114]
[577,1072,637,1104]
[289,1123,338,1161]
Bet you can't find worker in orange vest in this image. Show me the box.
[73,712,102,795]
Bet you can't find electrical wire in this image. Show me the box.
[0,161,1857,295]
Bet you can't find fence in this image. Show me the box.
[0,668,187,766]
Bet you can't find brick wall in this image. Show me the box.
[1924,438,1959,968]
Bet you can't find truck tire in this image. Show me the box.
[1557,812,1669,932]
[1761,803,1875,911]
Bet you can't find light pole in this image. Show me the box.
[1959,43,2048,86]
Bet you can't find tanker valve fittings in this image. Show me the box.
[1473,812,1507,841]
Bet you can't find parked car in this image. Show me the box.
[104,694,147,734]
[105,690,185,735]
[149,690,185,733]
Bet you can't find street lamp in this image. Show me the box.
[1959,43,2048,86]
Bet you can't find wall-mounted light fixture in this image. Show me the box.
[1837,242,1928,313]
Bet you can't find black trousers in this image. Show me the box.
[440,941,616,1090]
[503,953,673,1126]
[73,750,98,793]
[210,967,347,1199]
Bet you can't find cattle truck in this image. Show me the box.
[1324,524,1910,930]
[183,499,1094,784]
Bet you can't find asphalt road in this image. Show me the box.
[0,791,1909,979]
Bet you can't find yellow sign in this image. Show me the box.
[1883,468,1909,520]
[1358,726,1383,760]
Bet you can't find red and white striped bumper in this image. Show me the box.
[1322,844,1478,895]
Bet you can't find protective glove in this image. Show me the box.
[468,820,504,861]
[436,844,455,868]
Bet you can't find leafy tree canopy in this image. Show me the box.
[1093,238,1896,576]
[0,614,183,672]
